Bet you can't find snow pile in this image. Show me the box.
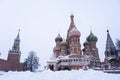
[0,69,120,80]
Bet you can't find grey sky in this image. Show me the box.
[0,0,120,65]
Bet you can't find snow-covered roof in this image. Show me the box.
[49,54,56,60]
[57,55,69,59]
[47,60,57,63]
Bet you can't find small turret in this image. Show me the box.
[60,39,68,47]
[55,34,63,42]
[55,33,63,46]
[83,41,89,47]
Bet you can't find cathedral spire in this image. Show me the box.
[67,14,76,39]
[69,14,75,30]
[106,30,116,52]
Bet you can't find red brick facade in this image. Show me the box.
[48,14,101,71]
[0,58,23,71]
[0,31,24,71]
[0,59,10,71]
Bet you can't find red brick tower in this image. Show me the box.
[7,30,21,71]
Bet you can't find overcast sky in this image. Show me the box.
[0,0,120,65]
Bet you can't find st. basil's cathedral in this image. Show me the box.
[0,14,120,72]
[47,14,120,71]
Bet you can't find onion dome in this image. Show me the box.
[83,41,89,46]
[55,34,63,42]
[60,39,68,47]
[86,32,98,42]
[69,27,81,37]
[53,46,60,51]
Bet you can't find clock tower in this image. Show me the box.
[7,30,21,71]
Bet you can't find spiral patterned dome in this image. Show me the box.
[69,27,81,37]
[86,32,98,42]
[55,34,63,42]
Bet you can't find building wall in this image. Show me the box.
[0,58,24,71]
[0,59,10,71]
[0,53,23,71]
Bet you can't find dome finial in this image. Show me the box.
[70,13,74,22]
[70,13,74,17]
[18,29,20,32]
[58,32,60,36]
[106,26,109,33]
[106,25,110,33]
[69,13,75,28]
[90,25,93,34]
[107,29,109,33]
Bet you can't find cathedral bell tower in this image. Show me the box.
[7,30,21,71]
[105,30,117,58]
[104,30,118,69]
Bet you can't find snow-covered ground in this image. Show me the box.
[0,69,120,80]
